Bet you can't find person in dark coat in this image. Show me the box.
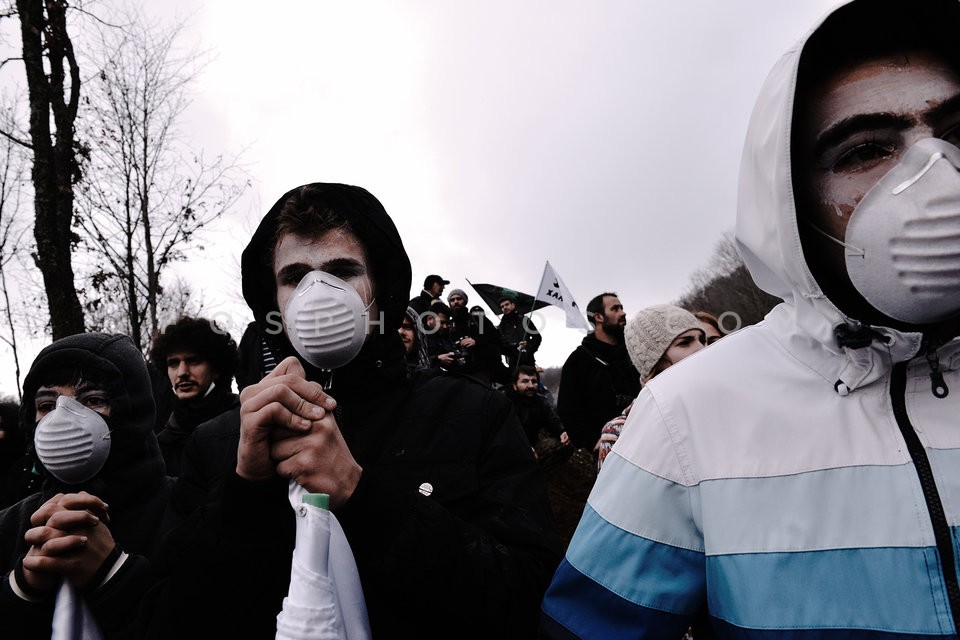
[0,333,173,640]
[0,399,42,509]
[407,273,449,316]
[557,292,641,453]
[148,316,240,476]
[504,365,569,461]
[423,301,458,370]
[498,294,542,372]
[446,291,508,386]
[141,182,562,640]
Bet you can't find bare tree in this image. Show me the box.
[675,229,781,330]
[74,6,248,350]
[0,107,30,399]
[14,0,85,339]
[85,274,203,349]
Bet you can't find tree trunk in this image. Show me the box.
[18,0,85,339]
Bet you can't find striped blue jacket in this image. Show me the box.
[541,308,960,638]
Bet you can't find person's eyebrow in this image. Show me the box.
[813,112,911,158]
[924,91,960,126]
[34,390,57,403]
[75,382,108,395]
[275,257,365,285]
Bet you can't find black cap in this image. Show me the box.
[424,274,450,288]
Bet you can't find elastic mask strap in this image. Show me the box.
[318,369,333,391]
[802,219,864,258]
[892,151,943,195]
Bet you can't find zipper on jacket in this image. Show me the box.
[891,361,960,631]
[923,342,949,398]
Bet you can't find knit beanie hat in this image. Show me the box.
[447,288,468,303]
[624,304,703,380]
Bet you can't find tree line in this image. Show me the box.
[0,0,249,397]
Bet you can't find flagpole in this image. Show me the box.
[530,261,549,317]
[510,262,549,381]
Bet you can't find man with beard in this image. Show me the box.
[505,365,568,460]
[498,295,542,373]
[556,292,640,453]
[445,289,506,385]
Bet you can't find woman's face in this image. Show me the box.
[662,329,706,368]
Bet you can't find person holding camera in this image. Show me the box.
[445,290,506,386]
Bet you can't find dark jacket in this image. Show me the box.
[504,388,564,448]
[0,333,173,640]
[143,183,562,640]
[426,326,457,370]
[0,403,41,509]
[156,383,239,477]
[498,310,542,369]
[449,306,508,385]
[407,289,437,316]
[557,333,641,450]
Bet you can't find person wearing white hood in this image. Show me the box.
[540,0,960,637]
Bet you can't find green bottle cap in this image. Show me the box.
[302,493,330,510]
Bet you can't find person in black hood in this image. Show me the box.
[143,182,562,640]
[0,332,173,640]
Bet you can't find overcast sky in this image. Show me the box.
[3,0,846,395]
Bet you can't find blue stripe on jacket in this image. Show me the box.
[707,546,953,633]
[541,558,694,640]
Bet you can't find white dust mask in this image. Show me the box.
[34,395,111,485]
[283,271,372,370]
[839,137,960,325]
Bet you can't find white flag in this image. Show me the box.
[535,261,591,332]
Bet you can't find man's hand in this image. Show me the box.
[237,356,337,481]
[21,492,116,592]
[270,403,362,509]
[559,431,570,446]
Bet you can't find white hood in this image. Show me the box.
[731,0,960,388]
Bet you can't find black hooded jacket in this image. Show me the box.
[0,333,173,640]
[557,333,641,450]
[145,183,563,639]
[156,381,239,477]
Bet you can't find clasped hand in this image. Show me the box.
[237,356,362,509]
[21,491,115,594]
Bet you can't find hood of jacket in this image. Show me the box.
[240,182,411,389]
[21,332,166,507]
[734,0,960,391]
[403,306,431,372]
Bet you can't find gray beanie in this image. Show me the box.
[447,288,468,303]
[624,304,702,380]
